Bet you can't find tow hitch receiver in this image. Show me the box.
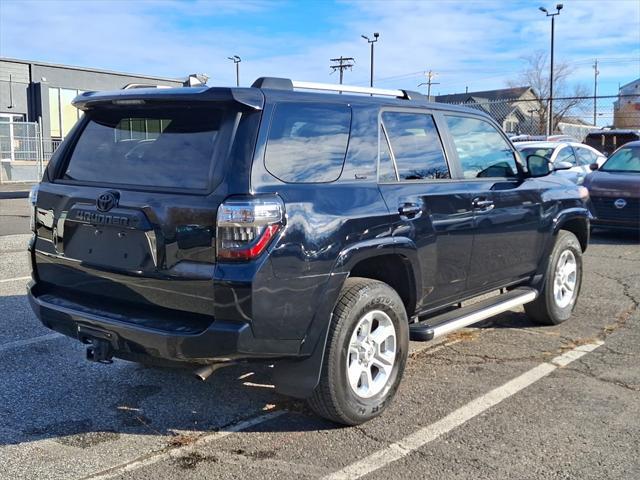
[78,325,115,364]
[86,338,114,364]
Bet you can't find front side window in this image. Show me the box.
[264,103,351,183]
[575,147,597,166]
[378,126,397,182]
[555,146,577,166]
[445,115,518,178]
[381,112,450,181]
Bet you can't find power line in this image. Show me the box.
[329,56,355,85]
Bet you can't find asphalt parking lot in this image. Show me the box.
[1,205,638,479]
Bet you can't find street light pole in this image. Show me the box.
[539,4,563,135]
[593,59,599,126]
[227,55,241,87]
[361,33,379,88]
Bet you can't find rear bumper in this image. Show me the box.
[28,282,301,363]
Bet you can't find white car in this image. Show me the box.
[515,141,607,184]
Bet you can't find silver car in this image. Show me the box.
[516,141,607,184]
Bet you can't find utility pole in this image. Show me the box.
[330,56,355,86]
[418,70,440,100]
[361,33,379,88]
[593,59,599,126]
[227,55,241,87]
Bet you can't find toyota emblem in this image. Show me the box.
[614,198,627,209]
[96,191,119,212]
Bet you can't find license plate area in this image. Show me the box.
[64,224,154,271]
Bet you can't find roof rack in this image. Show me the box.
[293,80,407,98]
[122,83,171,90]
[251,77,425,100]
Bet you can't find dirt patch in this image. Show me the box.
[446,330,480,342]
[175,451,218,469]
[168,433,199,447]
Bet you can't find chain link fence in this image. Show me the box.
[0,121,61,184]
[437,94,639,141]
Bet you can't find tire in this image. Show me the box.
[307,277,409,425]
[525,230,583,325]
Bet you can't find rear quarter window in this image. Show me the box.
[264,102,351,183]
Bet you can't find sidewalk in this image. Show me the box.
[0,182,35,200]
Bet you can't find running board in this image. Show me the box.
[409,287,538,342]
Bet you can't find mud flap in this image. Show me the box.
[272,314,332,399]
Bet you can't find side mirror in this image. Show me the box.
[589,163,599,171]
[554,161,573,171]
[526,154,552,177]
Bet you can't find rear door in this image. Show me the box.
[442,114,545,291]
[377,109,475,309]
[33,102,257,321]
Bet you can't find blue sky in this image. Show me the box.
[1,0,638,98]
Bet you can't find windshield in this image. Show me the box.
[517,147,555,161]
[600,145,640,173]
[62,105,231,190]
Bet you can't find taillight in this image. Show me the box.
[216,196,284,261]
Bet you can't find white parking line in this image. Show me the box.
[0,276,30,284]
[0,333,63,353]
[84,409,287,480]
[323,341,604,480]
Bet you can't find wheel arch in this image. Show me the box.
[272,237,420,399]
[553,209,590,252]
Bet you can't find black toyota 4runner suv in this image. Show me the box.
[28,77,590,425]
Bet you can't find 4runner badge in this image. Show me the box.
[96,191,119,212]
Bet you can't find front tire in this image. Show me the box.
[308,278,409,425]
[525,230,583,325]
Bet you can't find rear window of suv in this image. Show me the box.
[61,106,228,190]
[264,102,351,183]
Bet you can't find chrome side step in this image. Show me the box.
[409,287,538,342]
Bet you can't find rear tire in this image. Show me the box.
[308,278,409,425]
[525,230,583,325]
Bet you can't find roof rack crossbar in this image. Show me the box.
[291,80,407,99]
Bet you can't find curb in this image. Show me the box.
[0,191,29,200]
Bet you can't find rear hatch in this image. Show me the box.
[32,90,261,331]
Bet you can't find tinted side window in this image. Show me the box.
[555,146,577,166]
[264,103,351,183]
[445,116,518,178]
[381,112,450,180]
[378,126,397,182]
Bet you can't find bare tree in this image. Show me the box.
[509,51,590,133]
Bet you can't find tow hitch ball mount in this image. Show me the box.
[78,325,115,364]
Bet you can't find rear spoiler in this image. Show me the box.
[72,87,264,111]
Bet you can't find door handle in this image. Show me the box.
[472,198,495,211]
[398,203,422,218]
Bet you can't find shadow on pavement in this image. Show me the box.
[0,297,333,450]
